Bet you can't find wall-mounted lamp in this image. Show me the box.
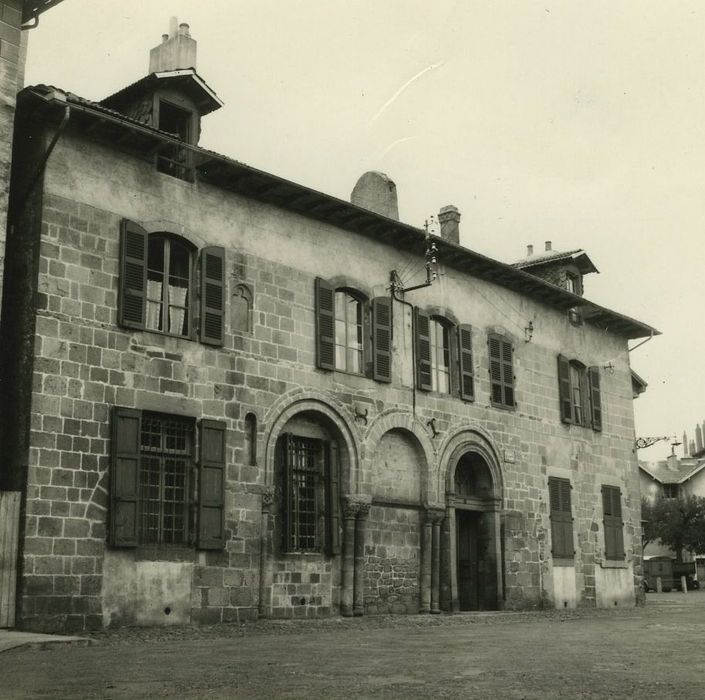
[602,362,615,375]
[524,321,534,343]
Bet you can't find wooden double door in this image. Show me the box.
[456,509,496,611]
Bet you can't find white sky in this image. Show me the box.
[24,1,705,460]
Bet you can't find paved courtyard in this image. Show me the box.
[2,593,704,699]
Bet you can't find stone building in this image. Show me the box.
[0,21,658,632]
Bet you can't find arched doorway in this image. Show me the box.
[448,451,502,611]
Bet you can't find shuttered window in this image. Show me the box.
[415,309,432,391]
[334,290,363,374]
[109,408,225,550]
[549,477,574,559]
[458,324,474,401]
[200,247,225,346]
[488,333,515,409]
[372,296,392,383]
[557,357,601,431]
[280,433,339,554]
[118,220,224,346]
[602,485,625,560]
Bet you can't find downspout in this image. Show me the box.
[628,331,654,354]
[16,103,70,216]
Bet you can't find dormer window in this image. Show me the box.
[565,272,580,295]
[156,99,194,181]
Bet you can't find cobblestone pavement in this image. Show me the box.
[2,593,704,699]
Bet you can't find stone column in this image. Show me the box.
[257,486,275,618]
[439,507,452,612]
[353,498,372,616]
[430,510,444,614]
[419,510,433,613]
[341,496,360,617]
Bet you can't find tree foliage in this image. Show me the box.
[642,495,705,559]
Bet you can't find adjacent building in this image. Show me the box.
[0,20,658,632]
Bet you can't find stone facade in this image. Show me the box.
[0,49,654,633]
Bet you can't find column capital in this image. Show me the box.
[343,494,371,519]
[425,507,446,525]
[261,486,276,510]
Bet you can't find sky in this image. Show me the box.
[23,1,705,461]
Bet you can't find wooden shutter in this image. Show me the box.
[315,278,336,370]
[118,220,147,330]
[372,296,392,383]
[489,334,515,407]
[200,247,225,346]
[109,407,141,547]
[458,324,474,401]
[602,485,624,560]
[589,366,602,432]
[326,441,341,555]
[197,419,226,549]
[557,355,573,423]
[415,308,432,391]
[549,477,574,558]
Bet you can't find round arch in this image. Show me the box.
[363,409,436,504]
[263,390,361,493]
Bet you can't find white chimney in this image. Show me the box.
[545,240,552,251]
[527,244,534,256]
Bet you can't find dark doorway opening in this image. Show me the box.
[456,509,496,611]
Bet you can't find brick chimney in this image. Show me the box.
[149,17,197,73]
[526,244,534,256]
[545,240,552,251]
[438,205,461,245]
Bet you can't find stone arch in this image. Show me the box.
[263,390,361,493]
[363,410,436,504]
[438,426,504,506]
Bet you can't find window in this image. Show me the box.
[109,407,225,550]
[314,278,391,382]
[488,333,515,409]
[119,220,225,345]
[557,356,601,431]
[415,311,474,400]
[663,483,679,499]
[549,477,574,559]
[334,290,363,374]
[277,432,340,554]
[156,100,194,181]
[429,318,451,393]
[565,273,583,324]
[146,235,192,336]
[602,485,625,560]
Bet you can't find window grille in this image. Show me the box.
[139,414,191,545]
[287,436,320,552]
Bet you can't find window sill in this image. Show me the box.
[599,559,628,569]
[133,544,198,562]
[490,402,516,412]
[552,557,575,567]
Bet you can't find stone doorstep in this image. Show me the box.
[0,630,92,653]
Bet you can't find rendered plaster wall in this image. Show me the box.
[15,129,645,630]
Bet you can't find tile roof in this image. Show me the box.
[639,459,705,484]
[513,248,599,275]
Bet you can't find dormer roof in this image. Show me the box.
[513,247,599,275]
[100,69,223,117]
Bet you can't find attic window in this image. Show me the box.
[156,100,194,181]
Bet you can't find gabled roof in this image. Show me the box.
[513,248,599,275]
[18,83,660,340]
[639,459,705,485]
[101,69,223,116]
[631,369,648,397]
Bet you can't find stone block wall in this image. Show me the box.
[11,128,647,630]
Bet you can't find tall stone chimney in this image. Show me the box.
[696,424,703,453]
[350,172,399,220]
[438,205,461,245]
[149,17,197,73]
[683,431,689,457]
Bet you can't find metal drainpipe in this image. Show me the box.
[391,284,416,416]
[16,104,71,216]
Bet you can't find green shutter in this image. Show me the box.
[118,220,147,330]
[110,407,141,547]
[557,355,573,423]
[415,308,432,391]
[372,296,392,383]
[489,334,515,408]
[501,337,515,407]
[200,247,225,346]
[549,477,574,558]
[589,366,602,432]
[197,419,226,549]
[315,278,336,370]
[458,324,474,401]
[326,441,341,555]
